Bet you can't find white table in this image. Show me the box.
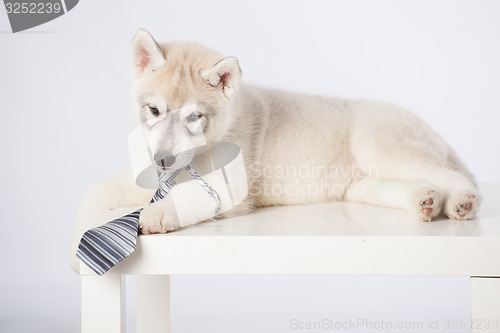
[79,183,500,333]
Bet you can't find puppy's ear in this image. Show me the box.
[130,29,166,76]
[201,57,242,99]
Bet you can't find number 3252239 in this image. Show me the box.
[5,2,62,14]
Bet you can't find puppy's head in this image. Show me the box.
[130,29,241,171]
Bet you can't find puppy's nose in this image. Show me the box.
[154,151,176,168]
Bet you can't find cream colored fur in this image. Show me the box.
[96,29,484,238]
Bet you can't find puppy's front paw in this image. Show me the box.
[444,191,480,221]
[410,185,443,222]
[139,200,180,234]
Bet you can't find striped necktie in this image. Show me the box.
[76,166,221,275]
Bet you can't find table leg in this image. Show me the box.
[81,274,126,333]
[471,277,500,333]
[137,275,171,333]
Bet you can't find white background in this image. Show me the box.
[1,0,499,332]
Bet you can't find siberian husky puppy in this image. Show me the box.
[129,29,479,234]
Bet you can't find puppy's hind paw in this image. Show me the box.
[410,185,443,222]
[445,191,480,221]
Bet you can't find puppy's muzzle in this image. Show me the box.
[154,151,176,168]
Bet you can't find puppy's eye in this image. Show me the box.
[187,112,202,122]
[148,105,160,117]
